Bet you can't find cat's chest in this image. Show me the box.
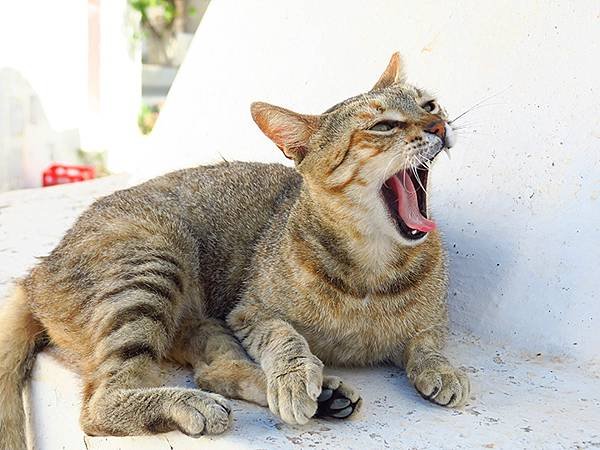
[291,293,420,366]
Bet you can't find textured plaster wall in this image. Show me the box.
[147,0,600,362]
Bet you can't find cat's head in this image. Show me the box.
[251,52,455,244]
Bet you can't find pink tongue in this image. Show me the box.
[389,172,436,233]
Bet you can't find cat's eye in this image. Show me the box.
[422,100,438,113]
[368,120,406,132]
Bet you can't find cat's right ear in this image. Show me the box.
[371,52,406,91]
[251,102,320,163]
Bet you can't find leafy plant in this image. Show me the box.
[129,0,200,64]
[137,103,161,135]
[129,0,176,27]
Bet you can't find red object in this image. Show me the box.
[42,164,96,187]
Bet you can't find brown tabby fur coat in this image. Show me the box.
[0,53,469,449]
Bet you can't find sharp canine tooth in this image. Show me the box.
[411,229,418,235]
[444,148,451,159]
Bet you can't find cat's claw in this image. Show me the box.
[315,376,361,420]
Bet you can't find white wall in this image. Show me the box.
[148,0,600,362]
[0,0,142,188]
[0,1,87,190]
[0,1,89,132]
[97,0,143,173]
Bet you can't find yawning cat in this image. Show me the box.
[0,53,469,448]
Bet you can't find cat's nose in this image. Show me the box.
[424,120,446,143]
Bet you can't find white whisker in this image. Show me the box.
[449,86,511,124]
[380,152,403,188]
[410,154,429,195]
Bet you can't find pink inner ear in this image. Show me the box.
[251,102,319,161]
[271,124,307,158]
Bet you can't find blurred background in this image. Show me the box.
[0,0,210,192]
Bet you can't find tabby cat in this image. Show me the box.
[0,53,469,449]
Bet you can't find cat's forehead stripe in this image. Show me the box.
[322,88,419,119]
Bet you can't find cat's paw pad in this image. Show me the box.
[170,391,232,437]
[315,376,361,419]
[414,367,470,408]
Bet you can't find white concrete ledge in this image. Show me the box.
[25,335,600,450]
[1,178,599,449]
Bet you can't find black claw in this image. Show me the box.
[315,387,359,420]
[418,385,441,401]
[443,393,457,406]
[218,404,232,415]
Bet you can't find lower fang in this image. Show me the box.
[411,230,418,235]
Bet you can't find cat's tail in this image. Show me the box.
[0,283,45,450]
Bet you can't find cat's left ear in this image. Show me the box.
[371,52,406,91]
[251,102,320,163]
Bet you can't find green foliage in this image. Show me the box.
[138,103,161,135]
[129,0,176,26]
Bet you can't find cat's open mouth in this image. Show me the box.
[381,166,434,241]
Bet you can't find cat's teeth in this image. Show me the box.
[444,148,452,159]
[411,229,418,235]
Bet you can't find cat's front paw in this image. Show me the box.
[316,375,361,419]
[413,365,470,408]
[267,354,324,425]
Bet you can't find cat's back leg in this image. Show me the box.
[171,317,268,407]
[78,292,229,436]
[28,225,232,437]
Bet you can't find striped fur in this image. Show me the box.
[0,53,469,445]
[0,286,45,450]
